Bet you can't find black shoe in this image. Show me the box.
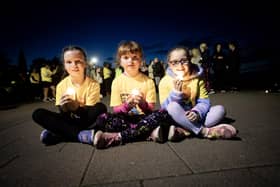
[149,123,170,143]
[168,125,191,142]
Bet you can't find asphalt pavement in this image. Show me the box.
[0,91,280,187]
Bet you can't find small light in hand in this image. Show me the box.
[66,87,76,100]
[131,89,140,97]
[176,72,184,80]
[66,87,75,95]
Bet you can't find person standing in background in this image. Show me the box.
[152,57,164,92]
[103,62,113,96]
[227,41,241,91]
[40,63,57,102]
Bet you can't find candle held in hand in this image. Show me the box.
[176,72,184,81]
[131,89,140,97]
[66,87,76,100]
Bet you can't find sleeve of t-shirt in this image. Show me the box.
[86,82,100,106]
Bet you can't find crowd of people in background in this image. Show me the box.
[2,38,280,108]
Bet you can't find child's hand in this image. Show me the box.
[173,79,183,92]
[59,94,79,112]
[185,110,199,122]
[126,94,136,108]
[132,91,145,105]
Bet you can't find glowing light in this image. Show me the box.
[90,57,98,66]
[66,87,75,95]
[176,72,184,80]
[131,89,140,96]
[66,87,76,100]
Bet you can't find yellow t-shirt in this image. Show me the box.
[30,72,40,84]
[103,67,112,80]
[114,67,123,78]
[40,67,53,82]
[110,73,156,114]
[55,76,100,107]
[159,75,208,106]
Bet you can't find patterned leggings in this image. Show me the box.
[94,110,172,143]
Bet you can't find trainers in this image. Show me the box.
[40,130,62,145]
[168,125,191,142]
[49,97,56,102]
[204,124,237,139]
[208,89,216,95]
[93,131,121,149]
[148,126,161,142]
[78,130,94,145]
[42,98,49,102]
[148,123,170,143]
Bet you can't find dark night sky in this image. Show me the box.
[0,0,279,68]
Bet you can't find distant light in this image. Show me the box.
[90,57,98,66]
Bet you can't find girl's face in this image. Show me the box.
[120,52,142,77]
[64,50,87,78]
[168,49,190,78]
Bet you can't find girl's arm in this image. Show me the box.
[191,80,211,120]
[161,90,184,109]
[159,77,184,109]
[138,101,154,114]
[113,102,132,114]
[113,98,155,114]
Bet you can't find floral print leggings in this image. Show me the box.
[94,109,172,143]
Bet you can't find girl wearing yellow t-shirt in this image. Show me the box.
[32,46,107,145]
[159,46,237,140]
[93,41,171,149]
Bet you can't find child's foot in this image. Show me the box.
[168,125,191,142]
[203,124,237,139]
[148,126,161,142]
[93,131,121,149]
[40,130,62,145]
[78,130,94,145]
[42,98,49,102]
[148,123,170,143]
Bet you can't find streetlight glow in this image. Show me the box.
[90,57,98,66]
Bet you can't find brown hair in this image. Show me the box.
[167,46,198,75]
[60,45,88,78]
[167,46,191,62]
[116,41,143,66]
[61,45,87,62]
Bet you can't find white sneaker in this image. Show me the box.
[208,89,215,94]
[43,98,49,102]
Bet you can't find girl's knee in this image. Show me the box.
[94,102,107,113]
[32,108,48,123]
[212,105,226,116]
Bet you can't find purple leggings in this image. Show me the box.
[166,102,225,135]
